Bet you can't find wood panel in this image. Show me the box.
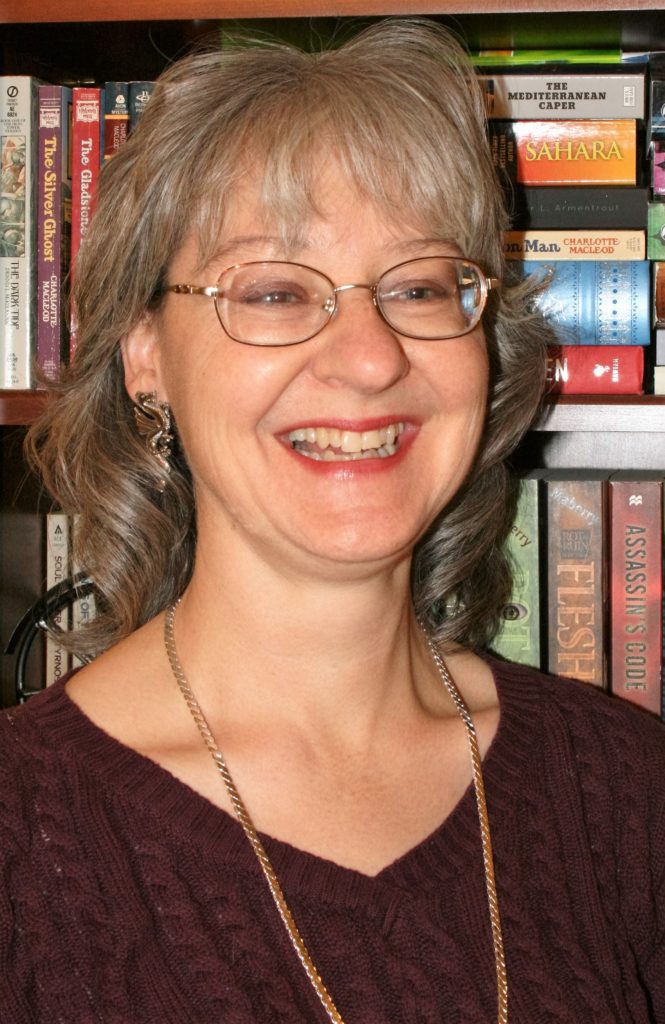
[5,0,664,25]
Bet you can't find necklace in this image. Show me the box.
[164,602,508,1023]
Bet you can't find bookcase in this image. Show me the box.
[2,0,665,705]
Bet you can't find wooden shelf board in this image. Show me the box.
[6,0,664,24]
[0,391,48,426]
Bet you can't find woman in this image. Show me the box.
[2,19,664,1023]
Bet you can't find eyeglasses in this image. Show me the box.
[166,256,499,347]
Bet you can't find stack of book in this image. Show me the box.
[479,64,651,396]
[493,471,664,719]
[0,77,154,388]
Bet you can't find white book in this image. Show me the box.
[45,512,69,685]
[0,76,40,388]
[71,514,95,668]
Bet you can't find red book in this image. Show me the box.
[609,475,663,717]
[70,87,102,358]
[547,345,644,395]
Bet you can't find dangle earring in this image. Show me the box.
[132,391,174,492]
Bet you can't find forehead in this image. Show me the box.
[181,160,462,276]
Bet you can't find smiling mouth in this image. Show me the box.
[287,423,405,462]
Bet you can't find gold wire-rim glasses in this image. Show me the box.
[166,255,500,346]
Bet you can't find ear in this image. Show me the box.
[121,313,167,404]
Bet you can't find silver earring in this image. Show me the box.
[133,391,174,492]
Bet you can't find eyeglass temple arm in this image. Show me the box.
[167,284,219,297]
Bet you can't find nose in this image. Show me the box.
[309,287,410,394]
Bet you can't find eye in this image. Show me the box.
[382,278,454,304]
[238,281,310,306]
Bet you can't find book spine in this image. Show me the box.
[70,87,102,358]
[545,476,607,688]
[609,478,663,715]
[479,72,645,120]
[492,476,541,668]
[71,514,95,669]
[648,200,665,259]
[512,186,649,229]
[523,260,651,345]
[37,85,71,382]
[504,229,645,260]
[103,81,129,160]
[45,513,70,686]
[547,345,644,394]
[489,119,637,186]
[128,81,154,131]
[0,77,39,388]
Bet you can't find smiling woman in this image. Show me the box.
[4,16,665,1024]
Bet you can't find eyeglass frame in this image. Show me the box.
[165,255,501,346]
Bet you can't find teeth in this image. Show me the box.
[288,422,404,459]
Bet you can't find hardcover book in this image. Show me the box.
[511,186,649,229]
[492,476,541,669]
[547,345,644,394]
[652,140,665,195]
[544,472,608,688]
[103,82,129,160]
[504,229,645,260]
[609,475,663,716]
[479,72,645,120]
[45,513,70,686]
[37,84,72,382]
[518,260,651,345]
[489,119,637,186]
[0,76,40,388]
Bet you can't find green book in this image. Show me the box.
[492,476,541,669]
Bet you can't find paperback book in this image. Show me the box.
[0,76,40,388]
[510,186,649,230]
[37,84,71,381]
[503,229,645,260]
[492,476,541,669]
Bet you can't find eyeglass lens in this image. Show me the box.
[215,257,487,346]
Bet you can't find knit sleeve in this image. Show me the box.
[0,711,43,1024]
[635,735,665,1023]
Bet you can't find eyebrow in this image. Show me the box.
[207,234,462,268]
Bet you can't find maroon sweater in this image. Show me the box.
[1,658,664,1023]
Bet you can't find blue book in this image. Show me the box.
[518,259,651,345]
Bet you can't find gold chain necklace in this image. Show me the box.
[163,602,508,1023]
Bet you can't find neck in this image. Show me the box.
[169,535,440,747]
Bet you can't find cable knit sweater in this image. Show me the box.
[1,657,664,1024]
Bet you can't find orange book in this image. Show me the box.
[489,119,637,185]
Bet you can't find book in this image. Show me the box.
[472,50,623,67]
[519,260,651,345]
[652,140,665,195]
[654,365,665,394]
[71,514,95,668]
[0,76,40,388]
[654,262,665,324]
[504,229,645,260]
[489,119,637,186]
[103,81,129,160]
[492,476,541,669]
[649,74,665,139]
[70,86,102,358]
[479,72,645,120]
[45,512,70,686]
[547,345,644,394]
[37,84,71,382]
[510,185,649,230]
[544,472,608,688]
[647,200,665,259]
[128,81,153,130]
[609,475,663,716]
[656,328,665,364]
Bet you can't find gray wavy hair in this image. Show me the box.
[26,18,547,657]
